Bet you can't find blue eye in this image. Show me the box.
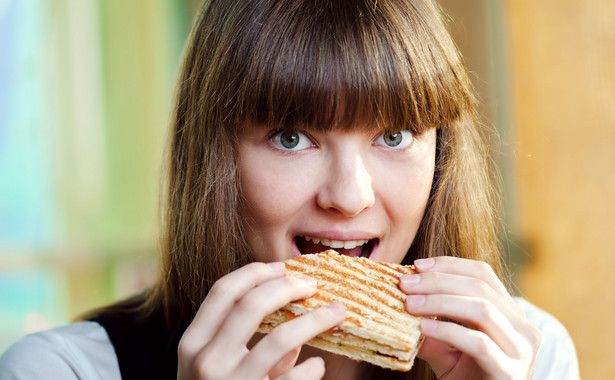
[375,130,414,149]
[271,131,313,151]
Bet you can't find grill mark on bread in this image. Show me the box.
[288,291,418,350]
[287,259,406,301]
[284,252,416,337]
[292,268,405,315]
[260,310,416,362]
[286,253,412,306]
[301,291,414,345]
[290,252,412,280]
[257,251,423,371]
[287,252,420,348]
[290,270,404,318]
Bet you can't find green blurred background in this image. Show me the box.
[0,0,201,349]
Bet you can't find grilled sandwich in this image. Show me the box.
[257,250,424,371]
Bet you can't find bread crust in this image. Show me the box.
[257,250,424,371]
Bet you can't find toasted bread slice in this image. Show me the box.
[257,250,424,371]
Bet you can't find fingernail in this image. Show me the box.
[414,258,434,270]
[326,302,346,316]
[267,262,286,272]
[407,295,426,307]
[300,276,318,288]
[400,274,420,286]
[421,318,437,333]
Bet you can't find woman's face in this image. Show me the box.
[237,125,436,264]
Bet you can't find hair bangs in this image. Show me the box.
[232,0,475,136]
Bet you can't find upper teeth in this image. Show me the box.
[303,236,369,250]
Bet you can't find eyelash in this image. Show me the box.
[267,129,316,153]
[266,129,416,153]
[373,130,415,150]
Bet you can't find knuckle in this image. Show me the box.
[430,294,443,310]
[249,261,273,276]
[472,332,492,356]
[477,260,494,275]
[210,263,271,297]
[192,346,238,380]
[474,298,494,320]
[177,335,195,359]
[209,277,235,299]
[193,361,211,379]
[475,278,492,296]
[193,351,219,379]
[236,292,264,313]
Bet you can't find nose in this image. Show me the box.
[316,150,375,217]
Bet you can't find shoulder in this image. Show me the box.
[0,321,121,380]
[514,297,580,380]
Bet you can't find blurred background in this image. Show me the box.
[0,0,613,378]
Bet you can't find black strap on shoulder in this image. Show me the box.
[90,306,183,380]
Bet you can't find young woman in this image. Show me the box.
[0,0,579,379]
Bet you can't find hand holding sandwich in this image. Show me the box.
[177,262,346,380]
[400,256,541,380]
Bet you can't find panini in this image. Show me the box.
[257,250,424,371]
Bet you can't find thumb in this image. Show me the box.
[267,346,302,379]
[417,337,461,378]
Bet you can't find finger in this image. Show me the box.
[191,346,250,380]
[267,346,301,379]
[405,294,521,357]
[399,271,525,321]
[238,303,346,378]
[208,275,319,359]
[416,337,466,379]
[419,318,511,377]
[275,357,326,380]
[181,262,286,355]
[413,257,510,297]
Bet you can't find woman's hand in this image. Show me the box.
[177,262,346,380]
[399,257,541,380]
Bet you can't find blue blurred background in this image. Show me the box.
[0,0,198,349]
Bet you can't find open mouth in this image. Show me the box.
[295,236,377,258]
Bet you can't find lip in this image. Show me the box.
[292,231,380,259]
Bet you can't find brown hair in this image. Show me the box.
[106,0,504,378]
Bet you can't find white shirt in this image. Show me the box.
[0,298,579,379]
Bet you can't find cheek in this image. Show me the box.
[374,155,435,234]
[238,157,310,231]
[390,173,431,224]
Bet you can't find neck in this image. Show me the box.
[298,346,362,380]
